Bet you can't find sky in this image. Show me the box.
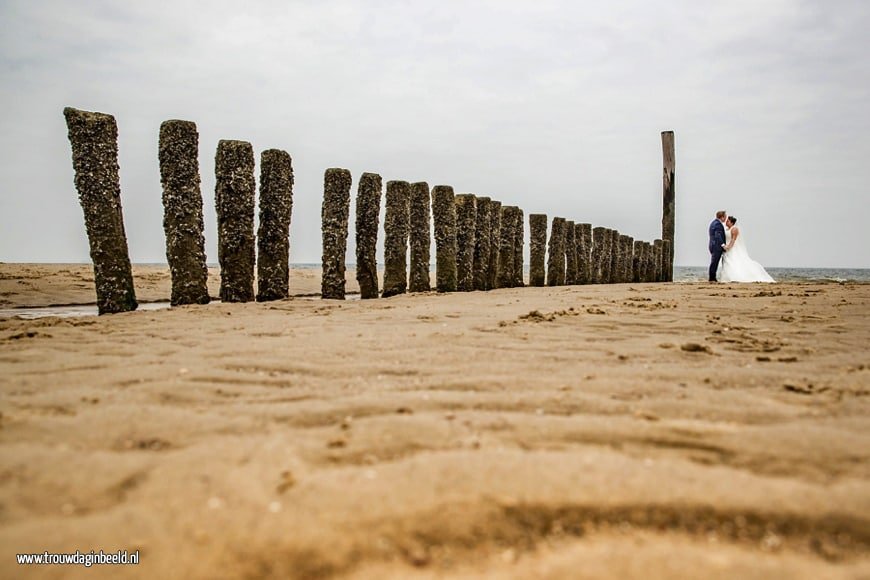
[1,0,868,268]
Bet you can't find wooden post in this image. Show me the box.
[256,149,294,302]
[564,220,577,285]
[383,180,411,297]
[662,240,672,283]
[409,181,431,293]
[662,131,675,282]
[496,206,515,289]
[487,200,502,290]
[355,172,382,299]
[547,217,566,286]
[644,242,656,283]
[472,196,492,291]
[454,194,477,291]
[576,223,592,285]
[591,226,605,284]
[215,140,256,303]
[432,185,457,292]
[529,214,547,287]
[63,107,137,314]
[632,240,644,283]
[653,239,664,282]
[159,119,209,306]
[321,168,352,299]
[620,235,634,283]
[512,208,524,287]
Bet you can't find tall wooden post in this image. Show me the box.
[662,131,675,282]
[455,194,477,292]
[64,107,137,314]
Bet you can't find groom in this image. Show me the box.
[708,210,727,282]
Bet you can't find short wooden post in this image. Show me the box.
[382,180,411,297]
[216,140,256,303]
[409,181,431,293]
[321,168,352,299]
[529,214,547,287]
[355,172,382,299]
[432,185,457,292]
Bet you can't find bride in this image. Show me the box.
[720,216,775,283]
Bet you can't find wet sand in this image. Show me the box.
[0,264,868,579]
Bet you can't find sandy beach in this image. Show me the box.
[0,263,868,579]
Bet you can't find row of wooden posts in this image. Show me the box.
[321,172,674,301]
[63,107,675,314]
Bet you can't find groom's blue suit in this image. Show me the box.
[708,219,726,281]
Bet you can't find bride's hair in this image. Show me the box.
[728,216,737,224]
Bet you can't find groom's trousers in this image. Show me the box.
[709,249,723,282]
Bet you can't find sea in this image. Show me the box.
[286,263,870,284]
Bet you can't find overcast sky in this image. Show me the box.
[1,0,868,268]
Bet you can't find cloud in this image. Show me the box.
[1,0,868,268]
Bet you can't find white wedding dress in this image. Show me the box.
[720,227,775,283]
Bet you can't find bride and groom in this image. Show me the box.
[708,210,774,283]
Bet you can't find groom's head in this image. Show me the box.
[716,210,726,222]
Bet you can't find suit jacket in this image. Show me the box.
[708,219,725,254]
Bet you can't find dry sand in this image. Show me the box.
[0,263,868,579]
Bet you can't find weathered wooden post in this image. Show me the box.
[158,119,209,306]
[564,220,577,285]
[256,149,294,302]
[644,242,657,283]
[496,206,515,288]
[620,235,634,283]
[321,168,352,300]
[64,107,137,314]
[409,181,431,293]
[215,140,256,303]
[488,200,502,289]
[591,226,605,284]
[383,180,411,297]
[355,172,382,299]
[431,185,457,292]
[606,229,620,284]
[454,194,477,292]
[576,223,592,285]
[512,207,524,287]
[547,217,566,286]
[472,196,492,291]
[662,240,672,283]
[529,214,547,287]
[596,228,610,284]
[653,239,664,282]
[632,240,644,283]
[662,131,675,282]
